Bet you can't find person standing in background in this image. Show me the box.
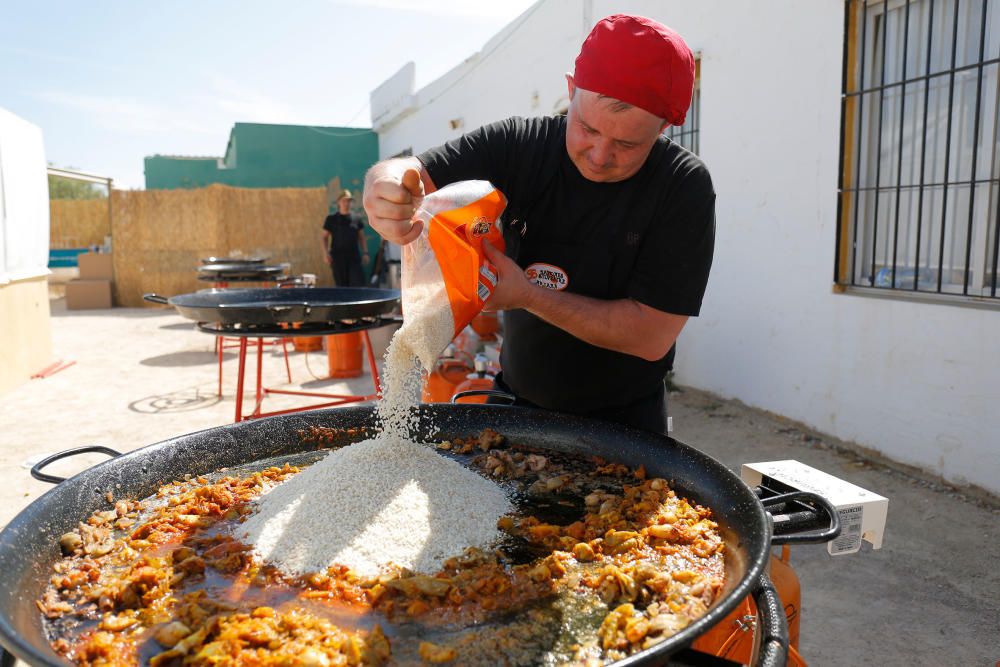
[321,190,368,287]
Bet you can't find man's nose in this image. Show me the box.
[589,140,613,167]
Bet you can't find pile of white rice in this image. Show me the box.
[238,435,510,577]
[238,240,510,578]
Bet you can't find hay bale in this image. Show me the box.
[219,185,329,284]
[112,185,331,306]
[50,199,110,248]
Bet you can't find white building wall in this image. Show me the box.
[372,0,1000,495]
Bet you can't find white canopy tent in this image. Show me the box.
[0,107,49,287]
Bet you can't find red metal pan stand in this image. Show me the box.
[197,319,387,423]
[215,330,291,398]
[205,278,291,397]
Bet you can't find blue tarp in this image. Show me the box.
[48,248,88,268]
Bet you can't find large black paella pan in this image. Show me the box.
[0,405,835,666]
[144,287,401,324]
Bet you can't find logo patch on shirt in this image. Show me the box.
[525,263,569,290]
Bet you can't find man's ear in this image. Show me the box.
[565,73,576,100]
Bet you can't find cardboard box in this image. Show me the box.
[65,279,112,309]
[78,253,113,280]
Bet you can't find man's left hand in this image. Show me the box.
[482,240,533,312]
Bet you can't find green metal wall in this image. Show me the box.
[144,157,221,190]
[144,123,376,192]
[144,122,382,280]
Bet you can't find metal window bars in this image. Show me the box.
[666,64,701,155]
[836,0,1000,303]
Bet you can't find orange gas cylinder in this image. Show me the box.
[291,322,323,352]
[452,354,495,403]
[325,331,363,378]
[452,326,480,361]
[691,548,805,663]
[470,312,500,340]
[691,597,756,663]
[771,545,802,650]
[422,358,473,403]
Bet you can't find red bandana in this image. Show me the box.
[574,14,695,127]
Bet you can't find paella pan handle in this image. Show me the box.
[31,446,123,485]
[751,573,789,667]
[265,303,308,320]
[761,491,842,545]
[143,293,169,305]
[451,389,517,404]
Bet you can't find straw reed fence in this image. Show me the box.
[50,199,111,249]
[108,184,332,306]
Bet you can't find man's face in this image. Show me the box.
[564,76,667,183]
[338,197,352,213]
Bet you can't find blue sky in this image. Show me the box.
[0,0,536,188]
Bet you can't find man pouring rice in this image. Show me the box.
[364,14,715,434]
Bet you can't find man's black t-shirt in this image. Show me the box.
[418,115,715,415]
[323,212,363,259]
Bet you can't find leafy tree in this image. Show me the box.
[47,164,108,200]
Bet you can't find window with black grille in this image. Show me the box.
[665,59,701,154]
[837,0,1000,303]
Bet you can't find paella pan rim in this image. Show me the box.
[200,257,267,265]
[159,287,402,325]
[0,404,771,667]
[197,263,284,270]
[181,287,402,308]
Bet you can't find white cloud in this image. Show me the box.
[202,75,306,126]
[0,45,132,75]
[36,91,216,136]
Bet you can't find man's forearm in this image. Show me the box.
[520,288,685,362]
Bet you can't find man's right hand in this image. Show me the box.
[363,160,428,245]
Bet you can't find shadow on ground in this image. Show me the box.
[129,386,222,413]
[159,321,197,331]
[140,351,227,367]
[300,375,374,391]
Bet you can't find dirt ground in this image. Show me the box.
[1,297,998,666]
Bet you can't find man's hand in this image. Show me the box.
[323,252,331,265]
[482,239,534,312]
[363,159,430,245]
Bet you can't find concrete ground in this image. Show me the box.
[1,297,998,666]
